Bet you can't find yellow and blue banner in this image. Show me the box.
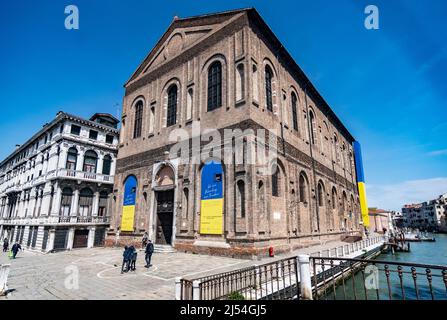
[200,161,224,235]
[353,141,369,227]
[121,175,137,232]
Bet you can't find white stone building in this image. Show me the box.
[401,193,447,231]
[0,112,119,251]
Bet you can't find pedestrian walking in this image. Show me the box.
[121,245,132,274]
[11,242,22,259]
[130,246,137,271]
[144,240,154,268]
[142,232,149,249]
[3,238,9,252]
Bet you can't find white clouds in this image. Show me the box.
[367,177,447,211]
[428,149,447,156]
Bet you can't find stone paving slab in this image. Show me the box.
[0,247,248,300]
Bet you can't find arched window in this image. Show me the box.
[291,92,298,131]
[60,187,73,216]
[186,88,193,120]
[79,188,94,217]
[299,174,308,204]
[317,182,325,207]
[98,191,108,217]
[167,85,178,127]
[309,110,316,144]
[102,155,112,175]
[236,180,246,218]
[207,61,222,111]
[66,147,78,170]
[83,150,98,173]
[236,64,245,102]
[133,100,143,138]
[332,187,337,210]
[265,66,273,112]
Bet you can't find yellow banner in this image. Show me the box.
[358,182,370,227]
[200,199,223,235]
[121,205,135,232]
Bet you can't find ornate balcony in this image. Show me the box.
[52,169,113,184]
[0,215,109,226]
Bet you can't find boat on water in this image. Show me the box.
[403,231,436,242]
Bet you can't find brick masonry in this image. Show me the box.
[106,9,363,257]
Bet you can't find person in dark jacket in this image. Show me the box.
[144,240,154,268]
[121,246,131,274]
[128,246,137,271]
[3,238,8,252]
[11,242,22,259]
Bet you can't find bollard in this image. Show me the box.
[0,264,11,296]
[175,277,182,300]
[192,280,201,300]
[297,255,313,300]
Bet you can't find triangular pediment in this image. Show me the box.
[125,9,251,86]
[142,25,216,73]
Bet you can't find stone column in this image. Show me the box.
[92,191,100,217]
[51,184,62,216]
[58,147,68,170]
[67,227,75,250]
[110,157,116,176]
[71,189,80,216]
[97,154,104,175]
[76,150,85,172]
[87,227,96,248]
[35,225,45,250]
[47,228,56,252]
[298,254,313,300]
[27,190,36,217]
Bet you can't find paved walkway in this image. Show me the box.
[0,247,247,300]
[0,236,381,300]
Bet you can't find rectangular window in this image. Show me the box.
[89,130,98,140]
[70,125,81,135]
[105,135,114,144]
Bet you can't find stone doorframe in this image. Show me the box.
[149,160,179,247]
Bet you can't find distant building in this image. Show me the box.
[368,208,394,234]
[0,112,119,251]
[401,193,447,231]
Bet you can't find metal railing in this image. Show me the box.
[176,236,447,301]
[179,257,299,300]
[310,256,447,300]
[178,236,386,300]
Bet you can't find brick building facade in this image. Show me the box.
[106,8,362,257]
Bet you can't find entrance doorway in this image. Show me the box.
[73,229,89,248]
[155,190,174,245]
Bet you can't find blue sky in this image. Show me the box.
[0,0,446,210]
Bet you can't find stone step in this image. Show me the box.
[154,245,176,253]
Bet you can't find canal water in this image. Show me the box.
[322,233,447,300]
